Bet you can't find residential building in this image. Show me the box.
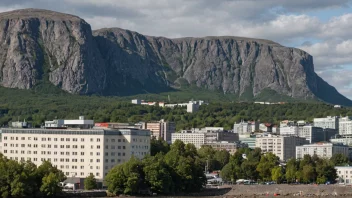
[296,142,349,159]
[45,116,94,129]
[131,99,141,105]
[234,121,259,134]
[339,117,352,135]
[298,126,325,143]
[171,128,238,148]
[204,141,248,155]
[239,134,257,149]
[141,119,175,143]
[0,127,150,188]
[256,135,307,161]
[330,134,352,146]
[336,166,352,184]
[313,116,339,130]
[280,126,299,136]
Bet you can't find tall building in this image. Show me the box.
[234,121,259,134]
[313,116,339,130]
[142,119,175,143]
[296,142,349,159]
[298,126,325,143]
[171,128,238,148]
[339,117,352,135]
[0,120,150,188]
[255,135,307,161]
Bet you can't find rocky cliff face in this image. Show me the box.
[0,9,351,105]
[0,9,106,94]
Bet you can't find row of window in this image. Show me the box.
[3,150,127,156]
[4,136,132,143]
[3,144,129,150]
[7,156,126,163]
[66,172,100,177]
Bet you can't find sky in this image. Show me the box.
[1,0,352,99]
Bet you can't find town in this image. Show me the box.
[1,114,352,193]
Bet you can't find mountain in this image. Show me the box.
[0,8,351,105]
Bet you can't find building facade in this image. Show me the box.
[203,141,248,155]
[234,121,259,134]
[296,142,349,159]
[142,119,175,143]
[339,117,352,135]
[0,128,150,184]
[298,126,325,143]
[171,128,238,148]
[255,135,307,161]
[336,166,352,184]
[313,116,339,130]
[279,126,299,136]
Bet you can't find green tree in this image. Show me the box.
[271,166,283,184]
[84,174,97,190]
[302,165,316,183]
[285,158,298,183]
[150,138,170,156]
[214,150,230,170]
[330,153,349,166]
[256,153,279,181]
[40,172,62,197]
[220,163,235,182]
[143,154,173,194]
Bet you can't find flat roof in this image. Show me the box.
[1,128,150,136]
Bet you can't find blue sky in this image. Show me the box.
[0,0,352,99]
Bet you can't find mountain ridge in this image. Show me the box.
[0,8,351,105]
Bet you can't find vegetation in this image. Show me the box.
[105,140,206,195]
[0,155,66,198]
[220,148,339,184]
[1,86,352,131]
[84,174,97,190]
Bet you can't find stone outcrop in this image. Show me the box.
[0,8,351,105]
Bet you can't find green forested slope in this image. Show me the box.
[0,87,351,130]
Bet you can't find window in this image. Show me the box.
[111,159,115,163]
[66,138,70,141]
[3,150,7,153]
[105,146,108,149]
[118,139,121,142]
[54,152,57,155]
[96,159,100,162]
[54,138,58,141]
[81,172,84,176]
[66,152,70,155]
[27,151,31,154]
[34,151,37,154]
[21,137,25,140]
[97,145,100,149]
[90,152,93,156]
[81,138,85,142]
[72,145,77,149]
[80,159,84,162]
[81,145,85,149]
[112,139,116,142]
[60,145,64,148]
[48,151,51,155]
[60,152,64,155]
[111,146,115,149]
[97,152,100,156]
[90,159,93,163]
[96,166,100,169]
[54,145,58,148]
[105,152,108,156]
[90,138,93,142]
[21,144,25,147]
[4,136,7,140]
[41,151,46,155]
[81,152,84,156]
[3,143,7,147]
[90,166,93,169]
[54,158,58,162]
[34,144,38,148]
[42,138,46,141]
[21,150,25,154]
[73,138,77,142]
[91,145,94,149]
[66,145,70,148]
[65,159,69,162]
[61,138,64,141]
[34,137,38,141]
[41,144,46,148]
[48,138,51,141]
[48,145,51,148]
[97,138,100,142]
[80,166,84,169]
[118,146,121,149]
[123,146,126,149]
[111,152,115,156]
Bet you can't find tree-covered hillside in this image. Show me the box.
[0,87,351,130]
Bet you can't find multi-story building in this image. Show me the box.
[336,166,352,184]
[296,142,349,159]
[279,126,299,136]
[255,135,307,161]
[234,121,259,134]
[339,117,352,135]
[0,127,150,188]
[298,126,325,143]
[141,119,175,143]
[203,141,248,155]
[331,135,352,146]
[45,116,94,129]
[171,128,238,148]
[313,116,339,130]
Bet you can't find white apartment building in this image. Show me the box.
[339,117,352,135]
[234,121,259,134]
[171,128,238,148]
[279,126,298,136]
[336,166,352,184]
[255,135,307,161]
[0,128,150,186]
[296,142,349,159]
[141,119,175,143]
[313,116,339,130]
[45,116,94,129]
[331,135,352,146]
[298,126,324,143]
